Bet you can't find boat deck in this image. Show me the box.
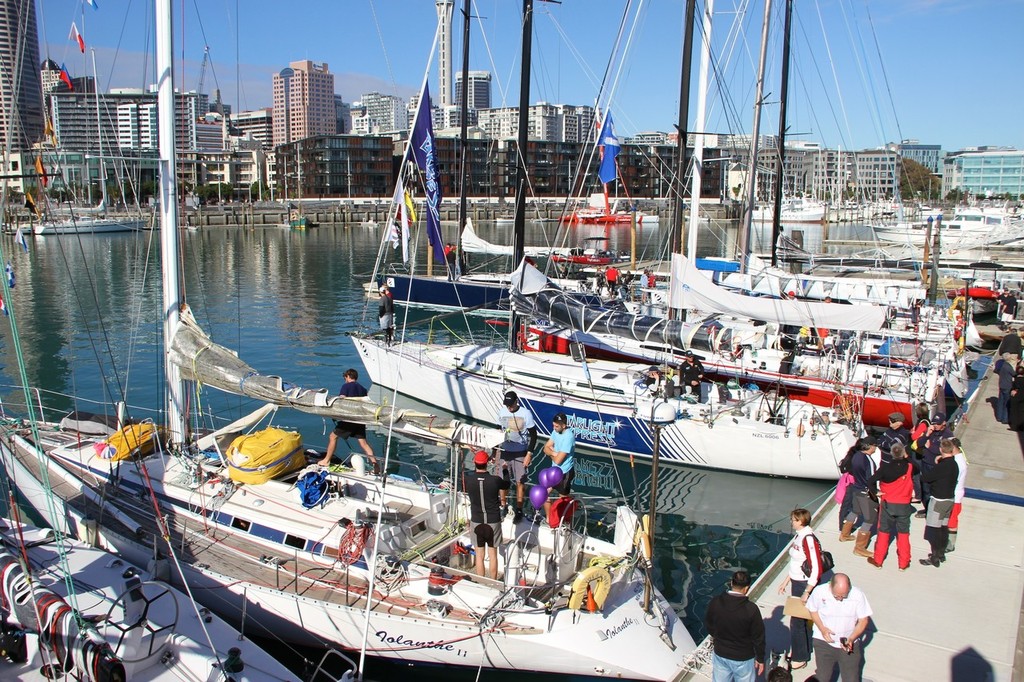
[4,428,551,641]
[680,356,1024,680]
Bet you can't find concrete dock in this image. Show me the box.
[683,357,1024,681]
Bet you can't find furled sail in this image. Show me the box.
[669,255,889,332]
[460,217,561,257]
[168,306,503,450]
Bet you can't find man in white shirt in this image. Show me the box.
[806,573,872,682]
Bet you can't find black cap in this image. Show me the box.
[553,412,567,424]
[503,390,519,407]
[858,436,877,450]
[933,412,947,423]
[647,365,660,373]
[683,350,694,357]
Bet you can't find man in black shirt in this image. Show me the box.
[998,289,1019,330]
[705,570,766,680]
[919,442,960,568]
[679,351,706,401]
[877,412,911,464]
[464,450,510,580]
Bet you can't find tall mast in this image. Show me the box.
[770,0,794,267]
[156,0,184,442]
[687,0,715,259]
[670,0,697,257]
[737,0,773,271]
[509,0,534,352]
[456,0,471,271]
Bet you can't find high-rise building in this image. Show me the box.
[0,0,44,149]
[454,71,491,110]
[271,60,336,148]
[436,0,454,106]
[352,92,406,135]
[334,94,351,135]
[230,108,273,149]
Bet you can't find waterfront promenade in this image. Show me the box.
[684,358,1024,681]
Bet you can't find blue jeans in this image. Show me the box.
[790,579,812,664]
[712,653,756,682]
[997,389,1010,423]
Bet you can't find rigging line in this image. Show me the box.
[860,0,904,145]
[792,17,848,151]
[367,0,400,94]
[0,0,93,626]
[835,0,886,146]
[810,0,855,148]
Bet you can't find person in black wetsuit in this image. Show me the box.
[464,450,510,579]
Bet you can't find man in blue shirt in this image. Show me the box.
[542,412,575,519]
[318,369,379,473]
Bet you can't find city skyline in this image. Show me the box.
[36,0,1022,153]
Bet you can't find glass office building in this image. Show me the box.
[943,149,1024,198]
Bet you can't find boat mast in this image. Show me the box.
[737,0,773,272]
[687,0,715,259]
[670,0,697,259]
[156,0,185,442]
[456,0,471,275]
[509,0,535,352]
[89,49,108,213]
[770,0,794,267]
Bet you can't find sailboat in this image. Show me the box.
[0,518,296,681]
[0,3,697,678]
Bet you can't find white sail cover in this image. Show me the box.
[460,218,561,257]
[669,254,889,331]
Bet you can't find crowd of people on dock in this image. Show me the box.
[705,401,972,681]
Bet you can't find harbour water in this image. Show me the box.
[0,220,858,679]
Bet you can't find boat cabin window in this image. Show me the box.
[284,534,305,550]
[231,517,251,532]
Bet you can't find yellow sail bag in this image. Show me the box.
[100,423,163,462]
[226,428,305,484]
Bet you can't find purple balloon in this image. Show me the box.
[529,484,549,509]
[537,467,553,488]
[546,466,564,488]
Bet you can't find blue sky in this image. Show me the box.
[39,0,1022,153]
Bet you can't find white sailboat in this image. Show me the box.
[0,519,295,681]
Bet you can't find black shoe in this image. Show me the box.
[513,509,524,524]
[915,510,927,519]
[937,554,947,563]
[919,556,940,567]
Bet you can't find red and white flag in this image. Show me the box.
[69,22,85,53]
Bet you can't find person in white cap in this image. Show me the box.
[378,285,395,345]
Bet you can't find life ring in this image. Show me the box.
[567,566,612,611]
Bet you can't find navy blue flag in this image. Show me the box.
[597,112,620,185]
[410,83,446,265]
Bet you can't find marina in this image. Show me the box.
[0,0,1021,679]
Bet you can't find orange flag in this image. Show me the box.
[34,156,47,187]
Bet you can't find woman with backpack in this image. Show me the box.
[777,508,827,670]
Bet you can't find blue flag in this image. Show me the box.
[409,83,446,266]
[597,113,620,184]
